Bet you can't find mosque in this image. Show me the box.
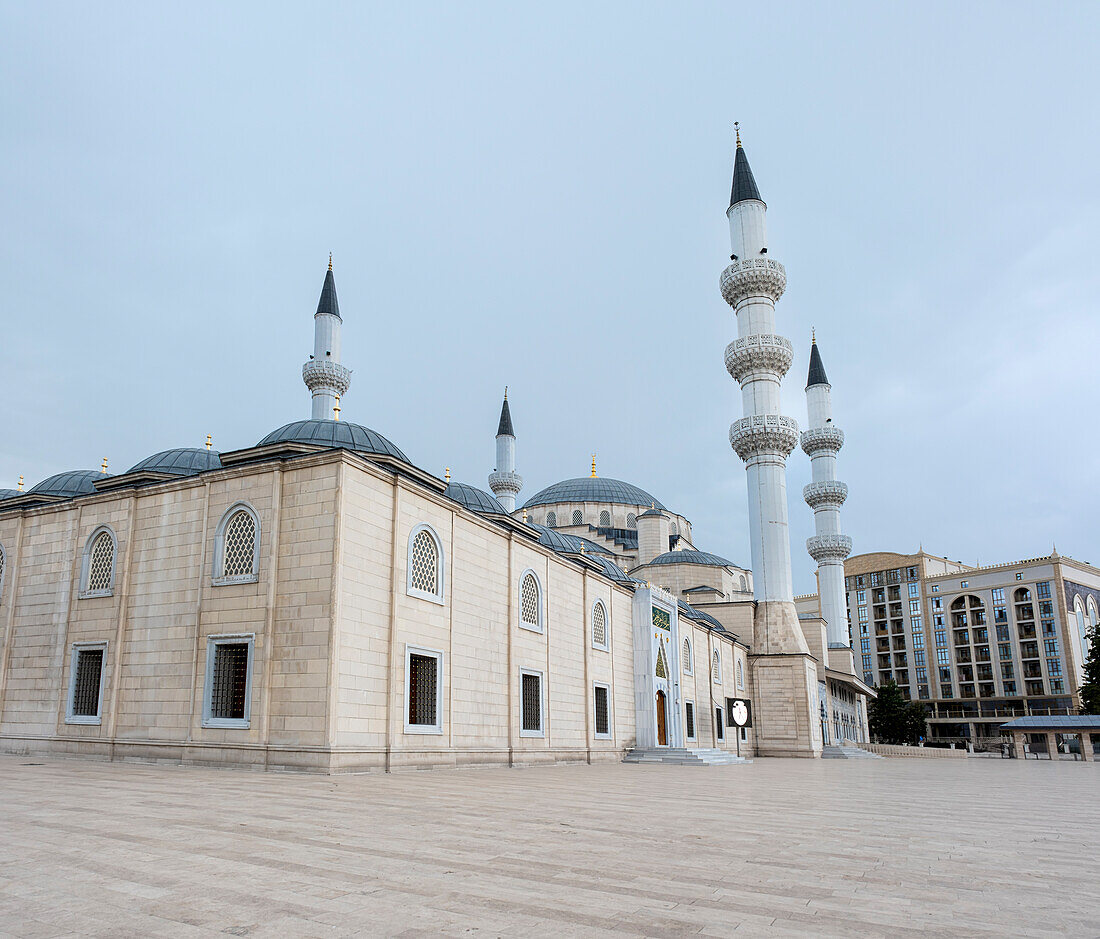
[0,135,871,772]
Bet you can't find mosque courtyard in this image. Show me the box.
[1,755,1096,937]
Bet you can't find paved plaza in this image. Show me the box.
[1,754,1097,937]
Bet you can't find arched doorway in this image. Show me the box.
[655,690,668,746]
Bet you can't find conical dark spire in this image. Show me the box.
[806,336,829,388]
[496,388,514,437]
[729,126,763,208]
[315,262,341,319]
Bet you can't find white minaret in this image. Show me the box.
[722,127,804,653]
[802,336,853,648]
[488,388,522,512]
[302,256,351,420]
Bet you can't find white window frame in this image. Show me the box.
[712,649,722,684]
[684,699,697,741]
[406,523,445,605]
[519,569,544,634]
[591,598,609,651]
[79,525,117,599]
[682,636,693,675]
[519,668,545,737]
[202,633,255,729]
[592,681,612,739]
[715,705,725,742]
[65,641,107,724]
[737,658,745,690]
[404,644,444,734]
[739,725,748,743]
[212,502,261,586]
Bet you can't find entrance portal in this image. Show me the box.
[655,690,668,746]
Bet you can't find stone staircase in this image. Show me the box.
[623,747,750,766]
[821,744,883,759]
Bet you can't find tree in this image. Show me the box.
[867,679,927,744]
[1079,624,1100,715]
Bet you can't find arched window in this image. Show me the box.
[682,637,693,675]
[571,510,583,526]
[671,522,679,536]
[213,504,260,585]
[591,600,608,649]
[520,570,543,632]
[80,526,117,598]
[1014,587,1031,603]
[626,513,637,529]
[599,510,610,527]
[546,511,557,527]
[407,525,444,603]
[737,659,745,690]
[739,575,747,592]
[712,650,721,683]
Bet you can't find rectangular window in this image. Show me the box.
[960,581,969,589]
[858,606,868,624]
[593,684,611,738]
[715,706,725,741]
[912,631,925,649]
[1043,638,1059,656]
[857,590,866,604]
[739,726,748,743]
[909,599,921,615]
[1016,573,1023,581]
[992,587,1005,602]
[1041,619,1056,636]
[1047,658,1062,676]
[520,670,543,736]
[66,643,106,724]
[685,700,696,741]
[940,684,953,698]
[914,650,926,666]
[1004,680,1017,695]
[908,582,919,598]
[203,637,253,727]
[937,649,950,665]
[405,647,443,733]
[931,597,943,611]
[1036,581,1051,599]
[931,585,939,593]
[862,654,872,670]
[911,616,922,631]
[1001,662,1014,679]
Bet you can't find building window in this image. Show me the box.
[908,583,919,598]
[736,659,745,690]
[960,581,969,589]
[202,635,254,728]
[626,513,637,529]
[571,510,583,526]
[682,637,693,675]
[715,706,725,741]
[66,642,106,724]
[599,510,610,527]
[1036,581,1051,599]
[406,525,444,603]
[593,683,611,738]
[685,701,696,741]
[739,575,748,592]
[712,650,721,684]
[405,646,443,733]
[0,542,5,600]
[213,504,260,585]
[520,669,544,736]
[80,527,116,598]
[519,571,543,632]
[591,600,608,650]
[931,584,939,593]
[1016,572,1023,581]
[545,511,556,527]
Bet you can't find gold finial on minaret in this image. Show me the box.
[205,434,212,451]
[101,458,108,474]
[590,454,597,478]
[17,475,24,491]
[504,385,508,401]
[444,467,451,483]
[333,395,341,421]
[735,121,741,148]
[811,326,816,344]
[328,252,333,272]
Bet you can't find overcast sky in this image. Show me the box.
[3,3,1098,593]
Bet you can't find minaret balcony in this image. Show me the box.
[803,479,849,509]
[488,470,523,495]
[725,334,794,383]
[302,360,352,396]
[720,257,787,308]
[800,425,845,455]
[807,533,853,562]
[729,414,799,460]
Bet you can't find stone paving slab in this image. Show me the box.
[0,755,1097,937]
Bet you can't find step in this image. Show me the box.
[623,747,750,766]
[822,745,883,760]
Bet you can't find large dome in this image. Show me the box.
[444,481,506,515]
[646,549,735,568]
[126,448,222,477]
[258,419,408,463]
[522,477,665,510]
[28,470,104,499]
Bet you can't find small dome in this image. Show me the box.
[259,419,408,463]
[0,489,21,501]
[28,470,105,499]
[522,477,665,510]
[528,523,611,556]
[639,507,664,518]
[646,549,735,568]
[126,448,222,477]
[586,554,631,583]
[445,481,506,515]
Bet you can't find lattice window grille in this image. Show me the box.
[737,660,745,690]
[545,511,557,527]
[521,673,542,732]
[593,685,610,736]
[571,510,582,525]
[86,532,115,592]
[685,701,695,739]
[521,574,540,628]
[599,511,610,526]
[655,646,668,679]
[592,602,607,647]
[71,649,103,717]
[626,513,637,529]
[410,530,439,595]
[223,511,257,578]
[408,653,438,726]
[210,643,250,720]
[712,651,721,682]
[682,639,692,674]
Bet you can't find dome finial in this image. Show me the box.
[333,395,341,421]
[591,453,597,478]
[445,466,451,482]
[17,474,23,491]
[522,507,528,523]
[735,121,741,148]
[205,434,212,451]
[328,252,333,272]
[101,457,108,475]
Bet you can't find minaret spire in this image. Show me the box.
[488,388,522,512]
[801,335,853,651]
[302,258,351,420]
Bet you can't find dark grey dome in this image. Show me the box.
[528,524,611,556]
[0,489,20,501]
[445,481,506,515]
[646,549,735,568]
[28,470,104,499]
[586,554,631,583]
[522,477,665,510]
[259,419,408,463]
[678,600,726,631]
[127,448,223,477]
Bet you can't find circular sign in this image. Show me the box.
[731,700,749,727]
